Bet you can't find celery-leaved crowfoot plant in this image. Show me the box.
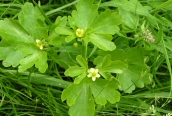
[0,0,153,116]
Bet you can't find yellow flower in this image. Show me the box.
[36,39,43,50]
[76,28,84,37]
[87,68,100,81]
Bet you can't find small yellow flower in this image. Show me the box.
[87,68,100,81]
[36,39,43,50]
[76,28,84,37]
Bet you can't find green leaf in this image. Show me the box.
[69,83,95,116]
[55,27,74,35]
[48,35,65,46]
[62,79,95,116]
[74,72,87,84]
[117,64,152,93]
[21,73,71,88]
[64,55,88,84]
[56,45,82,69]
[18,2,47,39]
[18,53,38,72]
[90,79,120,105]
[0,3,49,72]
[94,54,127,80]
[0,18,48,73]
[153,0,172,11]
[72,0,98,30]
[117,70,136,93]
[54,16,76,43]
[91,10,121,34]
[94,55,112,67]
[65,66,85,77]
[54,16,68,27]
[61,83,83,106]
[0,19,33,43]
[99,61,127,74]
[100,0,149,16]
[68,16,76,29]
[65,35,76,42]
[100,54,112,67]
[1,49,25,67]
[90,34,116,51]
[98,48,152,93]
[76,55,87,68]
[48,16,67,46]
[95,55,127,74]
[35,51,48,73]
[18,51,47,73]
[99,72,112,80]
[118,7,139,31]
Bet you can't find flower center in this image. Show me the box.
[36,39,44,50]
[76,28,84,37]
[87,68,100,81]
[91,72,97,77]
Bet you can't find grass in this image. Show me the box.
[0,68,69,115]
[0,0,172,115]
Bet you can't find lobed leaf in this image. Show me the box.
[90,34,116,51]
[100,0,149,16]
[118,7,139,31]
[18,2,47,39]
[48,16,67,46]
[76,55,87,68]
[0,4,48,73]
[65,66,85,77]
[94,55,127,74]
[69,83,95,116]
[64,55,88,84]
[62,79,95,116]
[35,51,48,73]
[0,19,32,43]
[98,48,152,93]
[90,79,120,105]
[99,61,127,74]
[61,83,83,106]
[74,72,87,84]
[91,10,121,34]
[55,27,74,35]
[117,70,136,93]
[2,49,25,67]
[72,0,98,30]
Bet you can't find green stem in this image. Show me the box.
[82,41,88,61]
[45,0,79,16]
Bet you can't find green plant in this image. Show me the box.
[1,0,172,115]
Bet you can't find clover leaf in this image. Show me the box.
[55,0,122,51]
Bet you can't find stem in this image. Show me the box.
[45,0,79,16]
[82,41,88,60]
